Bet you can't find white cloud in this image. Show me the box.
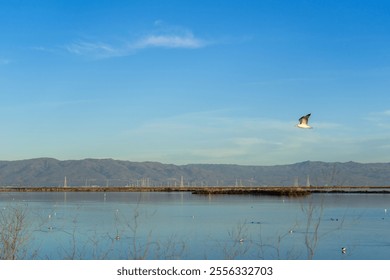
[65,25,208,58]
[66,41,124,58]
[133,34,206,49]
[363,110,390,129]
[366,109,390,118]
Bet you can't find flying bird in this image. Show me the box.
[296,113,312,129]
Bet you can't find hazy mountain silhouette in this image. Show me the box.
[0,158,389,187]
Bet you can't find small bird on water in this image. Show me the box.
[341,247,347,254]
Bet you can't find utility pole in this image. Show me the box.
[294,177,299,187]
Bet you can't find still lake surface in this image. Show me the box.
[0,191,389,260]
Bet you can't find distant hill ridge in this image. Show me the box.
[0,158,389,187]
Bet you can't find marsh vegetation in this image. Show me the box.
[0,192,388,260]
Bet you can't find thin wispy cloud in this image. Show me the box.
[65,24,208,58]
[364,109,390,128]
[367,109,390,117]
[66,41,123,58]
[135,20,208,49]
[381,110,390,116]
[133,33,206,49]
[365,109,390,120]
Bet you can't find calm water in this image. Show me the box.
[0,192,389,260]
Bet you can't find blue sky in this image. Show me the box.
[1,0,390,165]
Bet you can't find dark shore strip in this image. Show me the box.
[1,186,390,196]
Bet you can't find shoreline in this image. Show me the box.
[1,186,390,196]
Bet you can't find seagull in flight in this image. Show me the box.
[296,113,312,129]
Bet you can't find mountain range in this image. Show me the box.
[1,158,390,187]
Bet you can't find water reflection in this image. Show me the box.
[0,192,389,260]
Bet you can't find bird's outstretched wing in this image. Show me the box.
[299,113,311,125]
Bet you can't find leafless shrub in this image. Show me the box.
[221,221,251,259]
[0,205,35,259]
